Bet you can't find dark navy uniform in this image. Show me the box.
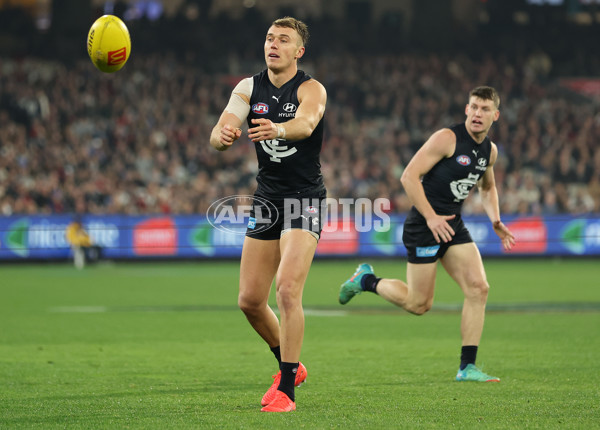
[403,123,492,263]
[245,70,327,240]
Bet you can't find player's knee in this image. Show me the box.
[404,296,433,315]
[466,279,490,302]
[275,281,302,311]
[238,293,263,316]
[406,301,432,315]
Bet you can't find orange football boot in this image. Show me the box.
[260,390,296,412]
[260,362,307,406]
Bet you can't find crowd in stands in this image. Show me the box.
[1,18,600,217]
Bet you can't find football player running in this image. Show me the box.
[340,86,515,383]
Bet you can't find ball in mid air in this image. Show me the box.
[87,15,131,73]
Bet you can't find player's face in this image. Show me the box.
[264,25,304,72]
[465,97,499,135]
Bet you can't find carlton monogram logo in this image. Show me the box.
[450,173,480,202]
[107,47,127,65]
[260,139,297,163]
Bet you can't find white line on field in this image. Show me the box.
[47,305,348,316]
[47,302,600,314]
[49,306,109,313]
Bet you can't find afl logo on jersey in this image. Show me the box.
[252,103,269,114]
[456,155,471,166]
[283,103,297,113]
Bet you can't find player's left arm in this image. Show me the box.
[248,79,326,142]
[478,142,515,250]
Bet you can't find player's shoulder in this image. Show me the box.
[235,76,254,89]
[232,76,254,99]
[423,128,457,158]
[298,78,327,101]
[430,127,457,142]
[299,76,325,90]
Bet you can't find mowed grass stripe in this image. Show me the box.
[47,301,600,314]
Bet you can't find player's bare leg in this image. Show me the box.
[375,262,438,315]
[276,230,314,363]
[441,243,488,346]
[239,237,281,347]
[441,242,499,382]
[276,229,317,362]
[341,261,438,316]
[261,229,316,412]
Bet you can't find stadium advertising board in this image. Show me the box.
[316,218,359,255]
[0,216,122,259]
[133,217,177,255]
[0,214,598,260]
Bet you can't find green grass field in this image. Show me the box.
[1,259,599,429]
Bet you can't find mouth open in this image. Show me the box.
[268,53,280,59]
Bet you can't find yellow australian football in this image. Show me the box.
[87,15,131,73]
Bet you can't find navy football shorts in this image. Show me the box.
[245,190,327,241]
[402,208,473,264]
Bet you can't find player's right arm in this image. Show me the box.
[209,78,252,151]
[401,128,457,243]
[479,142,515,250]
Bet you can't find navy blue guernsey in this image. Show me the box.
[247,69,325,197]
[421,123,492,215]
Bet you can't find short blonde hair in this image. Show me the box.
[272,17,309,47]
